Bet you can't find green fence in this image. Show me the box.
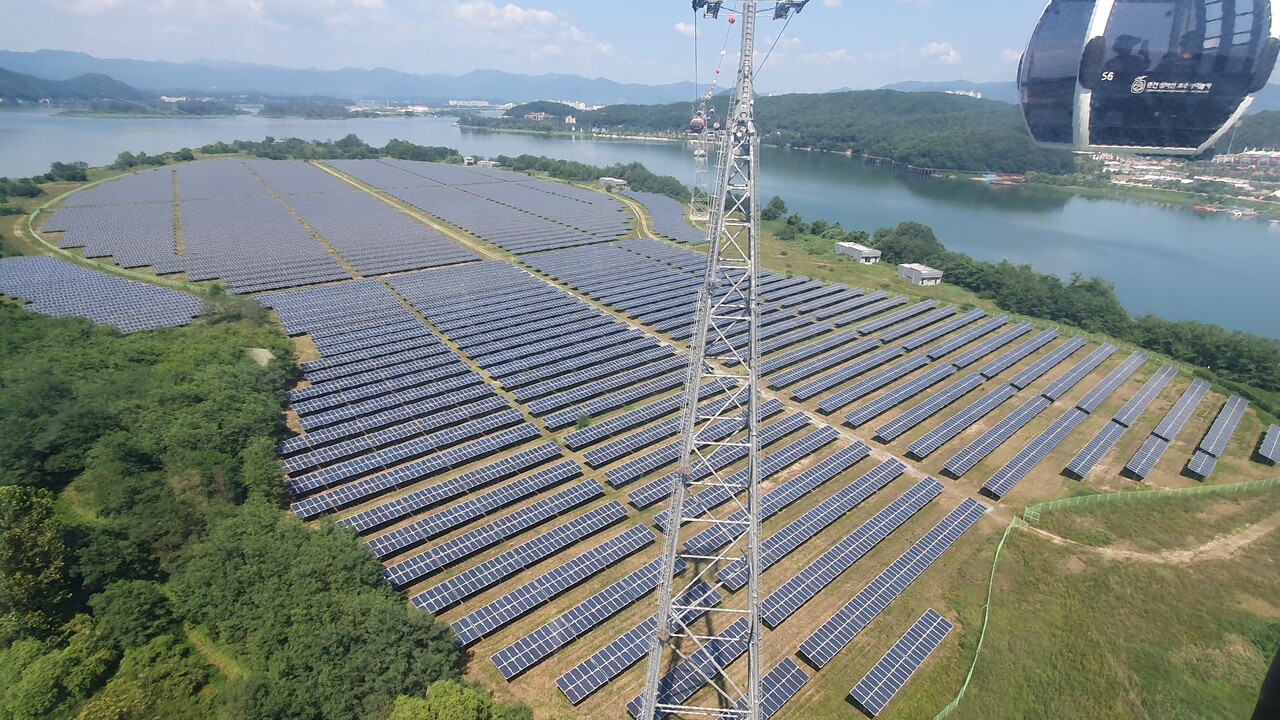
[932,475,1279,719]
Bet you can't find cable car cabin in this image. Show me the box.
[689,114,707,134]
[1020,0,1280,154]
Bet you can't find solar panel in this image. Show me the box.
[410,500,630,613]
[873,373,984,442]
[382,480,605,589]
[682,442,870,555]
[1261,424,1280,465]
[1152,379,1210,442]
[557,582,722,704]
[1039,342,1114,398]
[625,618,751,718]
[1075,352,1147,413]
[828,296,910,327]
[761,477,945,627]
[790,346,906,401]
[797,498,986,668]
[982,408,1088,499]
[925,315,1010,360]
[949,321,1035,368]
[849,609,954,716]
[944,395,1053,478]
[735,659,810,719]
[768,336,881,389]
[876,306,958,343]
[1112,364,1178,427]
[1008,336,1089,389]
[1064,420,1129,479]
[490,556,685,680]
[907,384,1018,459]
[844,364,958,427]
[816,355,931,414]
[719,458,905,591]
[857,300,938,335]
[451,524,655,645]
[978,329,1060,379]
[1198,395,1248,458]
[898,309,987,351]
[365,459,583,559]
[1125,434,1170,479]
[1186,449,1220,479]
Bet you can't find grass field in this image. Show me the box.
[949,488,1280,720]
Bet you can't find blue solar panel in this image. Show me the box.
[1075,352,1147,413]
[1198,395,1248,458]
[791,346,907,402]
[761,477,944,627]
[719,458,905,591]
[873,373,985,442]
[899,308,987,350]
[490,556,685,680]
[1153,379,1210,442]
[736,659,810,719]
[943,395,1054,478]
[451,524,654,645]
[1186,449,1220,479]
[1260,424,1280,465]
[982,408,1089,499]
[1125,434,1170,479]
[769,337,882,390]
[625,618,750,718]
[924,315,1010,360]
[557,582,722,704]
[1064,420,1129,479]
[876,306,958,343]
[410,500,629,613]
[816,355,931,414]
[1113,364,1178,428]
[978,329,1059,379]
[857,300,938,335]
[844,364,958,427]
[849,609,953,716]
[907,384,1019,459]
[948,321,1034,368]
[798,499,986,668]
[1008,336,1088,390]
[383,480,605,589]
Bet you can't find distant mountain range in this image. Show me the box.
[0,66,145,103]
[0,50,700,106]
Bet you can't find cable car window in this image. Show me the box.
[1021,0,1096,144]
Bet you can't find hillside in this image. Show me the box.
[463,90,1078,174]
[0,66,145,102]
[1218,110,1280,151]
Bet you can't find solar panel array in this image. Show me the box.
[1187,395,1249,479]
[798,499,987,668]
[1066,362,1175,478]
[762,477,945,628]
[849,609,953,716]
[623,190,706,244]
[981,408,1088,499]
[1125,434,1171,479]
[328,159,632,254]
[1153,378,1211,442]
[0,255,206,332]
[625,618,751,718]
[1261,425,1280,465]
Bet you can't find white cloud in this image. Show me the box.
[822,0,842,7]
[802,48,857,65]
[920,41,961,65]
[674,21,696,38]
[1001,48,1023,64]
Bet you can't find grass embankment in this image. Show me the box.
[949,489,1280,720]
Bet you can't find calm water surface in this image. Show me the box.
[2,108,1277,337]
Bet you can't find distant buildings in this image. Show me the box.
[524,111,554,121]
[898,263,943,286]
[598,177,628,188]
[836,242,881,264]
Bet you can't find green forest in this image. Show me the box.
[1222,110,1280,151]
[767,205,1280,417]
[0,299,527,719]
[462,90,1079,174]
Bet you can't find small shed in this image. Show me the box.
[836,242,882,264]
[599,177,629,188]
[898,262,944,286]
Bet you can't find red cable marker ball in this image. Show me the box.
[728,15,736,23]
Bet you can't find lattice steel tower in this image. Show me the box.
[641,3,809,719]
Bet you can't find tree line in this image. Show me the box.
[462,90,1079,175]
[0,300,528,719]
[768,204,1280,416]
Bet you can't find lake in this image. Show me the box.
[2,108,1277,338]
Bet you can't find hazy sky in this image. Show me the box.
[0,1,1051,93]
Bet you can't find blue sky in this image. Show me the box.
[0,1,1050,93]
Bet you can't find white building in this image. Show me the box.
[476,160,500,169]
[599,177,628,188]
[898,263,944,286]
[836,241,881,264]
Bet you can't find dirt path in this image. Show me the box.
[1024,510,1280,565]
